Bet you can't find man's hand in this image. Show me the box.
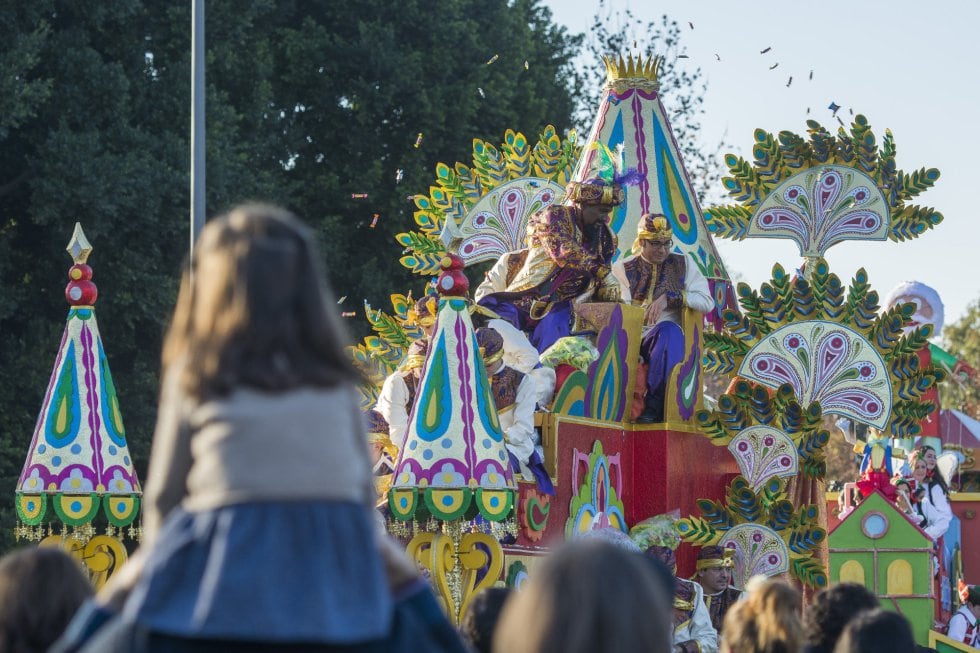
[645,294,668,325]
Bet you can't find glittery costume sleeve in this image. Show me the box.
[529,206,600,273]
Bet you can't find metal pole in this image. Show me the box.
[190,0,205,256]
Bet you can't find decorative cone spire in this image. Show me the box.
[16,223,142,545]
[388,254,516,525]
[570,52,735,327]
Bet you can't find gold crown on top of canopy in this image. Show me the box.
[602,54,662,92]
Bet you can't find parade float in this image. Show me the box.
[347,51,979,646]
[10,50,978,649]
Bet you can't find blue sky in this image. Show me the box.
[543,0,979,332]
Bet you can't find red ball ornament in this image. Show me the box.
[66,280,98,306]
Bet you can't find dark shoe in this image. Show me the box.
[635,409,663,424]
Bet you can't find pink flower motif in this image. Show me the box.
[768,554,779,565]
[763,436,775,447]
[738,442,749,452]
[780,456,792,467]
[752,532,763,543]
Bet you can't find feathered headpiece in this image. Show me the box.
[566,143,643,206]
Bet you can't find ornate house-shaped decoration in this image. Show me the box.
[829,491,934,644]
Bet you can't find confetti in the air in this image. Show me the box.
[849,107,854,115]
[828,101,840,114]
[760,47,772,54]
[809,70,814,80]
[688,21,694,29]
[769,63,779,70]
[414,132,423,148]
[477,87,485,98]
[486,54,498,65]
[715,53,721,61]
[806,107,811,114]
[351,193,368,199]
[524,60,529,70]
[370,213,380,228]
[836,116,845,126]
[395,169,404,183]
[786,76,793,87]
[341,311,356,318]
[678,54,689,59]
[337,296,347,304]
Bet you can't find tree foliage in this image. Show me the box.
[0,0,584,550]
[942,297,980,418]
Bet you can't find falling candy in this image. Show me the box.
[678,54,689,59]
[337,296,347,304]
[477,87,485,98]
[414,132,423,148]
[688,21,694,29]
[486,54,498,65]
[524,60,529,70]
[769,62,779,70]
[395,169,404,183]
[714,53,721,61]
[786,76,793,87]
[828,101,840,114]
[809,70,814,80]
[351,193,368,199]
[341,311,356,318]
[760,47,772,54]
[370,213,380,228]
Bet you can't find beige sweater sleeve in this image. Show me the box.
[141,369,193,546]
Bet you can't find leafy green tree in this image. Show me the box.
[942,298,980,419]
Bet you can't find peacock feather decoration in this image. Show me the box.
[702,258,945,438]
[676,475,827,589]
[399,125,580,274]
[697,380,829,483]
[705,115,942,258]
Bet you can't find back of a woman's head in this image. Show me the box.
[832,609,915,653]
[723,578,802,653]
[804,583,879,653]
[163,203,357,398]
[493,539,672,653]
[0,547,93,653]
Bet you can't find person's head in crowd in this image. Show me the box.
[803,583,879,653]
[909,446,949,494]
[958,580,980,619]
[696,545,737,594]
[408,293,439,339]
[0,547,93,653]
[721,577,802,653]
[644,544,678,577]
[832,609,916,653]
[460,587,511,653]
[476,327,506,375]
[493,539,672,653]
[163,203,358,401]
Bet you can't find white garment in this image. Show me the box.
[611,253,714,326]
[494,366,539,482]
[474,253,513,302]
[374,372,410,452]
[673,580,719,653]
[947,605,978,647]
[488,318,556,406]
[918,481,953,541]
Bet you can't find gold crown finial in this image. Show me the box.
[602,53,662,92]
[66,223,93,264]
